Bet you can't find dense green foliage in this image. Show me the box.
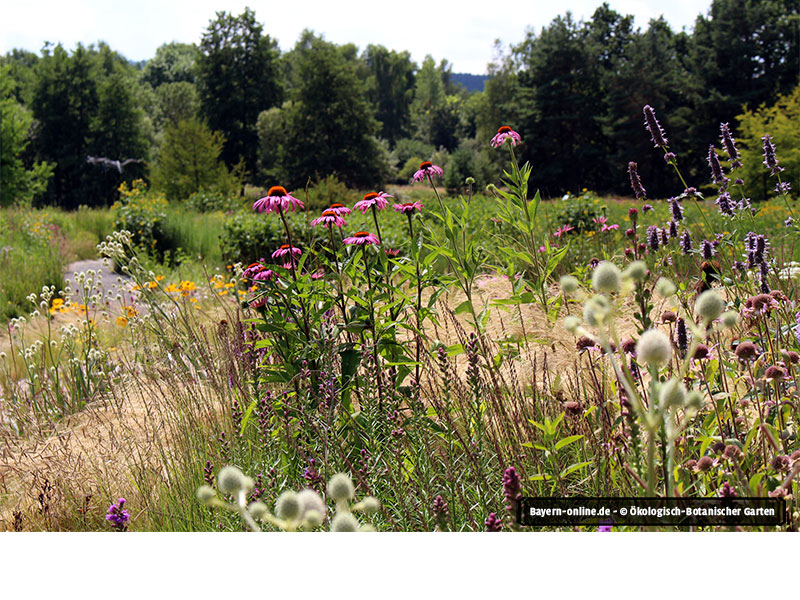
[1,1,797,209]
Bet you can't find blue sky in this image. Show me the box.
[1,0,713,73]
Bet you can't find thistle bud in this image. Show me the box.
[659,378,687,409]
[592,262,621,293]
[327,473,355,503]
[275,491,302,521]
[636,329,672,366]
[331,512,360,532]
[624,261,648,281]
[248,501,269,520]
[559,275,579,294]
[196,485,217,504]
[217,466,245,495]
[695,290,725,322]
[654,278,676,298]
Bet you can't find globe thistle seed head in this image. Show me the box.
[721,311,739,329]
[217,466,246,495]
[636,329,672,366]
[564,316,581,334]
[695,290,725,322]
[359,496,381,515]
[297,489,327,520]
[624,260,648,281]
[654,277,676,298]
[196,485,217,504]
[591,261,622,293]
[331,512,360,532]
[248,501,269,520]
[583,295,610,327]
[303,509,325,528]
[275,490,302,521]
[559,275,579,294]
[659,378,687,409]
[327,473,355,503]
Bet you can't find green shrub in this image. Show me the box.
[299,175,359,211]
[555,190,607,233]
[186,189,240,213]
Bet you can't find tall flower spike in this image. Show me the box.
[628,162,646,199]
[762,134,783,175]
[643,105,668,148]
[707,145,728,189]
[720,123,742,169]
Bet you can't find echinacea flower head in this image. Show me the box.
[327,203,352,216]
[343,231,380,246]
[553,224,574,238]
[253,269,277,282]
[490,125,522,148]
[393,201,423,215]
[310,209,347,228]
[412,161,443,182]
[253,185,304,214]
[272,244,302,260]
[354,191,392,213]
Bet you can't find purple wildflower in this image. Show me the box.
[776,181,791,196]
[707,145,728,189]
[628,161,646,199]
[720,123,742,169]
[491,125,522,148]
[670,198,684,221]
[642,204,653,213]
[668,220,678,238]
[702,240,714,260]
[343,231,380,246]
[413,161,443,182]
[647,226,659,251]
[105,498,130,532]
[762,134,783,175]
[485,512,502,532]
[715,192,734,217]
[643,105,668,147]
[680,230,692,254]
[502,467,522,516]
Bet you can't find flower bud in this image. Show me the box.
[686,391,704,411]
[563,316,581,334]
[248,501,269,520]
[196,485,217,504]
[358,496,381,514]
[659,378,687,409]
[721,311,739,328]
[592,262,621,293]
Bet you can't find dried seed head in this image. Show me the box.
[275,491,302,521]
[327,473,355,503]
[592,261,621,293]
[331,512,360,532]
[636,329,672,366]
[217,466,246,495]
[695,290,725,322]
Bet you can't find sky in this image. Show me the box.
[1,0,713,74]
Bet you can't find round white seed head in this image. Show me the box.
[297,489,327,519]
[564,316,581,334]
[330,512,360,532]
[196,485,217,504]
[591,262,621,293]
[327,473,355,503]
[275,491,302,521]
[359,496,381,515]
[636,329,672,366]
[655,277,677,298]
[559,275,580,294]
[686,391,705,411]
[659,378,687,409]
[695,290,725,322]
[583,295,610,327]
[623,261,648,281]
[217,466,245,495]
[721,311,739,329]
[248,501,269,520]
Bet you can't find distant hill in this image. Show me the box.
[451,73,488,93]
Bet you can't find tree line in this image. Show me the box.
[1,0,797,209]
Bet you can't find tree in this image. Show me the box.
[141,42,199,88]
[151,119,236,201]
[0,65,53,206]
[277,34,387,189]
[196,8,282,174]
[362,45,416,146]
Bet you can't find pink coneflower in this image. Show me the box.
[310,209,347,228]
[253,185,304,214]
[600,223,619,232]
[253,269,277,282]
[354,191,392,213]
[412,161,443,182]
[553,224,574,238]
[490,125,522,148]
[311,268,325,280]
[385,248,401,257]
[593,216,609,226]
[272,244,302,260]
[343,231,380,246]
[393,201,423,215]
[243,262,266,280]
[326,203,352,216]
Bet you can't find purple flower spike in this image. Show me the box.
[485,512,502,532]
[762,134,783,175]
[628,162,646,199]
[105,498,130,532]
[643,105,668,148]
[707,145,728,189]
[720,123,742,169]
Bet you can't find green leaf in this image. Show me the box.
[554,434,584,451]
[560,461,592,478]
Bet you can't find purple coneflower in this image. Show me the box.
[643,105,668,148]
[491,125,522,148]
[412,161,443,182]
[272,244,302,260]
[553,224,574,238]
[310,209,347,228]
[253,185,304,214]
[393,201,423,215]
[327,203,352,216]
[343,231,380,246]
[354,191,392,213]
[253,269,277,282]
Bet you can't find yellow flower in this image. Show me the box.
[124,306,138,318]
[116,316,129,327]
[52,298,64,308]
[155,275,164,281]
[147,281,158,289]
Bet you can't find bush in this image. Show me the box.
[554,190,606,233]
[112,180,171,259]
[221,210,315,266]
[186,190,240,213]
